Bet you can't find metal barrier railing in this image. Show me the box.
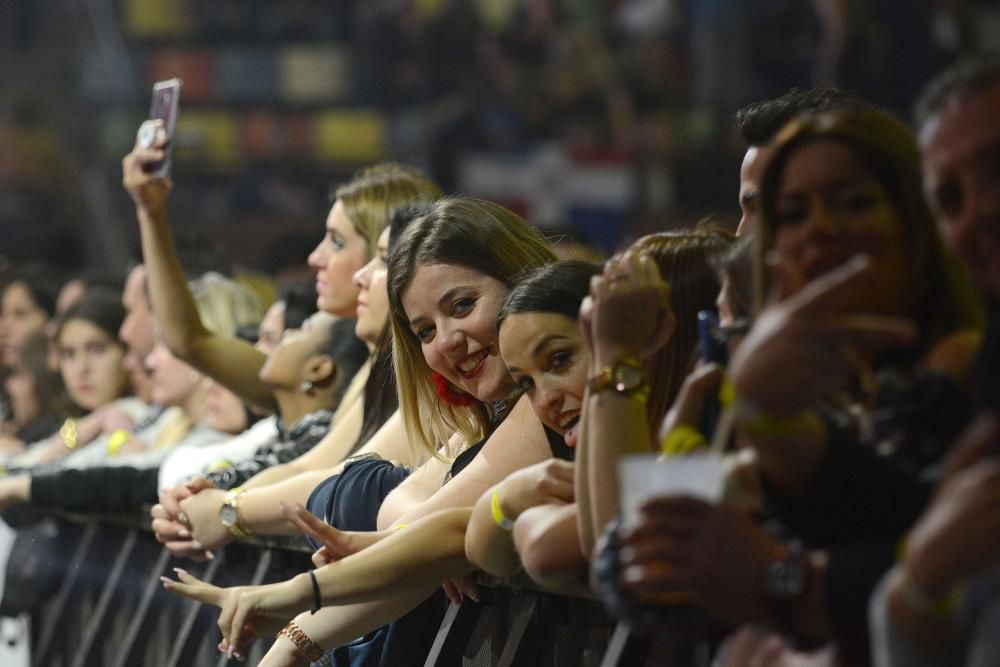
[13,512,678,667]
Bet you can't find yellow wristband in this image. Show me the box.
[106,429,131,457]
[726,381,814,437]
[490,486,514,531]
[660,424,708,456]
[897,566,962,619]
[391,523,407,531]
[719,378,737,410]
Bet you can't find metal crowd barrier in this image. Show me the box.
[10,511,708,666]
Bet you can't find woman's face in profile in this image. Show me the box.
[770,139,909,318]
[499,311,587,447]
[204,379,248,434]
[307,200,369,319]
[258,313,333,390]
[352,227,391,346]
[145,341,201,408]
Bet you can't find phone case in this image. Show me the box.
[146,78,182,178]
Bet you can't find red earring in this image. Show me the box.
[431,371,475,407]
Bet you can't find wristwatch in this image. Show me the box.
[762,540,823,649]
[219,487,252,538]
[588,359,650,400]
[764,542,808,600]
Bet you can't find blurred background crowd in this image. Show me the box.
[3,0,1000,276]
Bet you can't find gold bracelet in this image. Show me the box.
[60,418,79,450]
[106,429,131,457]
[277,621,324,662]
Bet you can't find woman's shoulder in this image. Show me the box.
[481,396,550,455]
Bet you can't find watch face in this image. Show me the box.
[220,504,238,528]
[613,364,645,392]
[767,558,806,599]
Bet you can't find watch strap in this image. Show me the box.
[587,358,649,400]
[278,621,324,662]
[222,486,253,538]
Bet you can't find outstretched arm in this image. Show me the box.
[122,129,274,411]
[164,507,475,650]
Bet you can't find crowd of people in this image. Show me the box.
[1,54,999,667]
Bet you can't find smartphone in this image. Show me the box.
[697,310,726,436]
[142,78,182,177]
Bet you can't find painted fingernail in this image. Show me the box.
[206,550,215,560]
[178,528,191,539]
[191,541,203,551]
[160,576,172,584]
[173,567,186,575]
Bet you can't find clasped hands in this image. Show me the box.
[160,502,368,658]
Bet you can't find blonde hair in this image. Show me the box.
[388,197,557,458]
[334,163,444,259]
[189,272,267,338]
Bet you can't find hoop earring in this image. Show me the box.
[431,372,475,407]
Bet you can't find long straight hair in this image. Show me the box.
[388,197,557,458]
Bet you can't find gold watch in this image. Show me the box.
[219,487,252,538]
[588,359,650,401]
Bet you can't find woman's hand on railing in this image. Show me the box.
[441,574,480,605]
[162,567,311,658]
[152,477,218,560]
[179,487,234,553]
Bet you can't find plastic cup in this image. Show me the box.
[617,452,725,531]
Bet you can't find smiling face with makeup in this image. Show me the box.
[499,311,587,447]
[402,263,513,402]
